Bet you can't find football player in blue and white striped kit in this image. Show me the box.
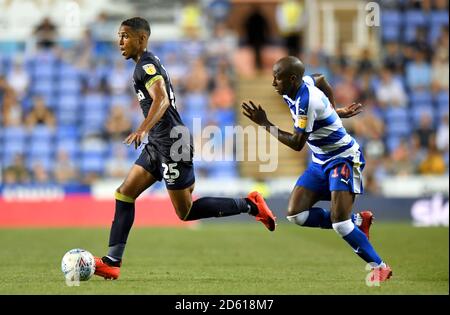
[242,56,392,282]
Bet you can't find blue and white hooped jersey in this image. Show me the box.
[282,76,362,165]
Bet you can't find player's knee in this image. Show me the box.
[332,219,354,237]
[117,185,136,200]
[286,211,309,226]
[175,203,193,221]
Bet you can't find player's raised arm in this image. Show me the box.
[311,73,363,119]
[242,101,308,152]
[124,78,170,149]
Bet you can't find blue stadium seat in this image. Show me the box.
[56,138,79,158]
[56,125,80,140]
[381,10,402,41]
[410,90,432,106]
[82,93,108,111]
[58,63,80,78]
[411,105,435,124]
[2,126,27,141]
[437,102,449,119]
[386,136,403,153]
[26,155,53,172]
[110,94,132,107]
[80,153,104,174]
[56,94,80,125]
[404,10,428,42]
[57,109,80,126]
[29,125,54,141]
[80,109,107,136]
[32,62,57,80]
[32,79,54,99]
[57,77,82,95]
[385,107,410,136]
[435,91,449,106]
[29,140,53,157]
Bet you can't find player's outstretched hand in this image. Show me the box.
[242,101,269,126]
[123,131,146,150]
[338,102,364,118]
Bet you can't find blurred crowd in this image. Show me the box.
[0,0,449,196]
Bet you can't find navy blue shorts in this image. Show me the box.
[296,157,365,200]
[135,143,195,190]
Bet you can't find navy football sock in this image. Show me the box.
[108,193,135,260]
[183,197,250,221]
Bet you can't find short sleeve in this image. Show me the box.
[138,62,164,90]
[293,89,310,133]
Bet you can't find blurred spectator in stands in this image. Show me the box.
[178,0,204,39]
[1,91,22,127]
[185,58,210,93]
[434,26,449,56]
[90,12,113,57]
[305,51,330,80]
[431,44,449,92]
[244,6,270,70]
[7,59,29,100]
[107,60,130,95]
[210,72,235,110]
[206,0,231,26]
[389,140,415,175]
[418,134,447,174]
[334,66,360,107]
[69,29,94,70]
[206,21,238,67]
[353,96,385,158]
[409,27,432,61]
[164,51,188,91]
[24,96,56,129]
[105,144,130,178]
[436,114,449,161]
[31,162,51,184]
[3,154,30,184]
[406,49,432,90]
[275,0,305,56]
[414,113,435,149]
[383,42,406,74]
[376,66,408,107]
[104,105,133,141]
[53,150,79,184]
[33,17,58,50]
[357,48,375,75]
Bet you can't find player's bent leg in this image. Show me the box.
[287,186,336,228]
[167,183,194,220]
[94,165,157,280]
[330,191,391,280]
[167,186,276,231]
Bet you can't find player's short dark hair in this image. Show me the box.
[121,17,151,36]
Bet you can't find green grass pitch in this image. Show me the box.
[0,223,447,294]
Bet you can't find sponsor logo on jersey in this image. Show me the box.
[142,64,157,75]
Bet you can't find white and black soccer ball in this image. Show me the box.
[61,248,95,282]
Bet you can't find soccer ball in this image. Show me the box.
[61,248,95,282]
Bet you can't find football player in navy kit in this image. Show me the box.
[93,17,276,280]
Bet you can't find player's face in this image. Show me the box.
[118,25,139,60]
[272,66,292,95]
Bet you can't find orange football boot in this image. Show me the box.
[94,256,121,280]
[357,210,374,240]
[369,264,393,283]
[247,191,276,231]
